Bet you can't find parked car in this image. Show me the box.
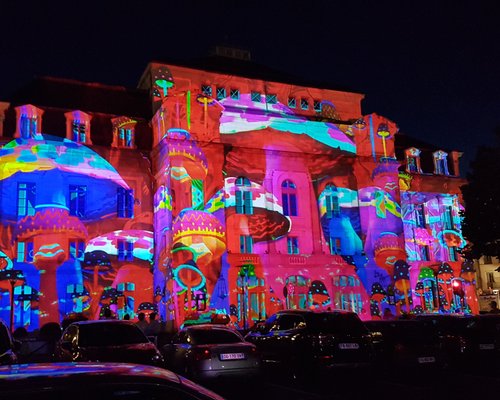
[411,314,476,368]
[245,309,373,379]
[0,362,225,400]
[459,314,500,369]
[162,324,261,380]
[55,320,164,367]
[0,320,18,365]
[364,319,441,369]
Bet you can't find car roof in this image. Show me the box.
[184,324,237,331]
[0,362,180,383]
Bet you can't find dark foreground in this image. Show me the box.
[202,365,497,400]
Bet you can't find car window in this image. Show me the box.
[273,314,306,331]
[307,313,368,335]
[189,329,243,345]
[78,324,149,347]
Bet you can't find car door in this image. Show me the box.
[169,331,191,373]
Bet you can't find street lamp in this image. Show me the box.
[0,269,25,332]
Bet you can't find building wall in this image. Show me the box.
[0,64,477,331]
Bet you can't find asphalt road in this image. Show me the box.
[200,366,498,400]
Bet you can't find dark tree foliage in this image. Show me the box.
[462,129,500,258]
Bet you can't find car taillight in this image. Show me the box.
[194,348,211,361]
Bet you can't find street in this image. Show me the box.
[202,365,495,400]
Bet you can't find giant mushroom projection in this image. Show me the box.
[0,135,131,324]
[84,230,154,318]
[223,177,291,243]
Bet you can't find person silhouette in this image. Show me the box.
[135,312,149,332]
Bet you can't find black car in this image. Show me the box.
[365,319,441,369]
[55,320,164,367]
[0,320,18,365]
[0,362,225,400]
[245,309,373,379]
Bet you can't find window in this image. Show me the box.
[117,188,134,218]
[72,120,87,143]
[117,128,134,148]
[201,85,212,96]
[407,156,418,173]
[251,92,261,102]
[69,185,86,217]
[330,237,341,255]
[15,105,44,139]
[235,177,253,215]
[288,97,296,108]
[325,186,340,218]
[415,204,426,228]
[118,240,134,261]
[300,98,309,110]
[19,115,37,138]
[433,150,449,175]
[287,237,299,254]
[266,94,277,104]
[281,180,297,216]
[65,111,92,144]
[420,245,430,261]
[112,118,137,148]
[313,100,322,112]
[216,87,226,100]
[239,235,253,253]
[16,241,34,263]
[443,206,454,230]
[17,182,36,217]
[488,272,495,284]
[448,246,458,262]
[405,148,421,173]
[230,89,240,100]
[69,240,85,260]
[484,255,493,264]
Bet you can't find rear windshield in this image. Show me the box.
[306,313,368,335]
[79,323,149,347]
[190,329,243,345]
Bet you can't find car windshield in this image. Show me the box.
[78,323,149,347]
[190,329,243,345]
[307,313,368,335]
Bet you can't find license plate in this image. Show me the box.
[480,344,495,350]
[339,343,359,350]
[418,357,436,364]
[220,353,245,360]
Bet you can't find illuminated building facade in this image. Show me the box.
[0,54,477,331]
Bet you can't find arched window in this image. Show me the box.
[235,177,253,214]
[285,275,311,309]
[281,180,297,216]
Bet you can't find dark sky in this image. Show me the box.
[1,1,499,173]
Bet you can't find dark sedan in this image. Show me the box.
[245,309,374,379]
[0,362,225,400]
[55,320,164,367]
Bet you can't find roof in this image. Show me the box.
[7,76,152,120]
[142,55,363,94]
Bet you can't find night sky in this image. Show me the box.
[1,1,498,173]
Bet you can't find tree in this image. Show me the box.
[461,129,500,259]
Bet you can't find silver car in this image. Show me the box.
[162,324,261,380]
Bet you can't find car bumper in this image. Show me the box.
[192,367,261,380]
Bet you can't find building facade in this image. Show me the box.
[0,57,477,331]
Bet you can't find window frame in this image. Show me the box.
[287,236,299,255]
[251,92,262,102]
